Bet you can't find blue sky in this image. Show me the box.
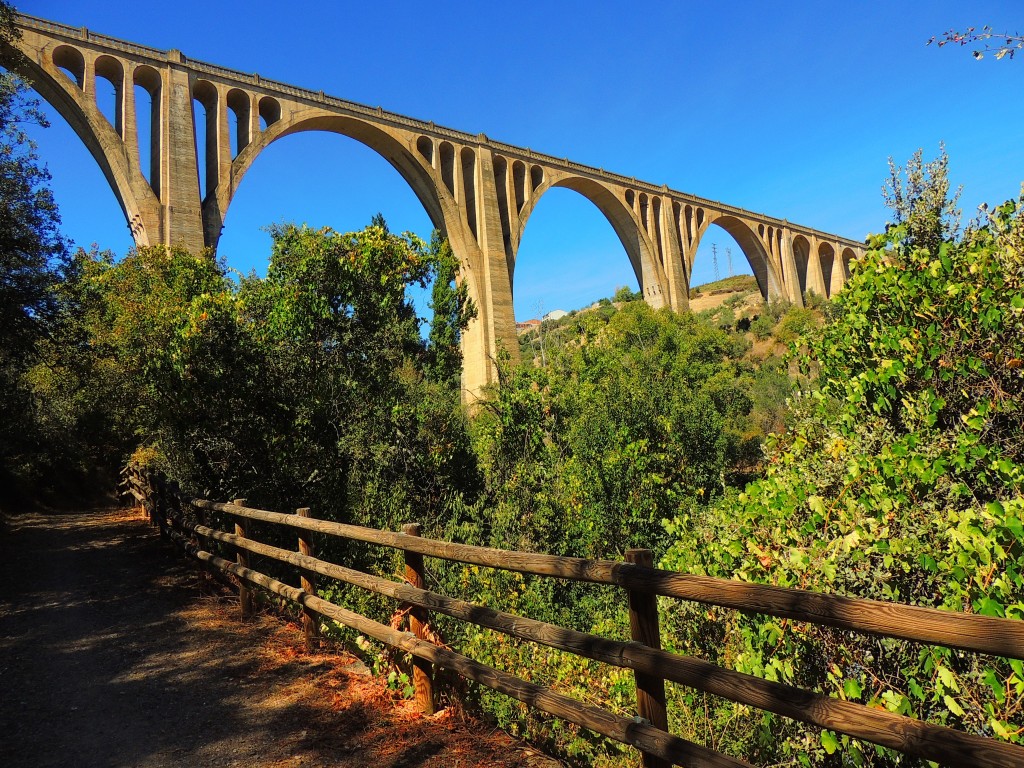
[17,0,1024,320]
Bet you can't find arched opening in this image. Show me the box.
[841,247,856,283]
[792,234,812,300]
[492,154,511,252]
[192,79,218,203]
[416,135,433,166]
[638,192,649,238]
[530,164,543,191]
[258,96,280,131]
[693,216,777,302]
[133,65,161,195]
[438,141,455,197]
[93,55,123,137]
[513,186,640,324]
[818,242,836,297]
[52,45,85,89]
[512,160,526,212]
[460,146,476,237]
[226,89,250,159]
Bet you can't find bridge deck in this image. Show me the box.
[0,507,545,767]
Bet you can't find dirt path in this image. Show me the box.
[0,507,556,767]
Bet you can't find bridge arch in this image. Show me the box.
[693,214,782,301]
[792,233,811,298]
[510,175,664,306]
[9,40,161,244]
[224,112,450,244]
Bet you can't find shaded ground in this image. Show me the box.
[0,507,558,767]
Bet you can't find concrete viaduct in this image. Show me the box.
[8,14,865,399]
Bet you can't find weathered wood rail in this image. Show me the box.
[123,466,1024,768]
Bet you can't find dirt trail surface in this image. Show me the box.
[0,507,557,767]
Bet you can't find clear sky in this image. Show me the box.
[15,0,1024,320]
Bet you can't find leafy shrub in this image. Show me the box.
[750,312,775,340]
[662,186,1024,764]
[773,306,819,344]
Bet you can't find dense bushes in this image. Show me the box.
[0,5,72,507]
[426,300,795,763]
[14,222,477,572]
[660,188,1024,764]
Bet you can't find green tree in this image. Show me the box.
[662,152,1024,764]
[881,144,961,252]
[426,230,475,387]
[61,220,477,530]
[612,284,641,303]
[0,1,71,503]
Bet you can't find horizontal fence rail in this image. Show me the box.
[124,466,1024,768]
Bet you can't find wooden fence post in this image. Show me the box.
[154,472,168,537]
[403,523,434,715]
[143,470,157,527]
[234,498,254,618]
[296,507,318,652]
[166,480,182,531]
[625,548,670,768]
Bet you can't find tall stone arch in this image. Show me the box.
[691,214,785,301]
[9,39,165,246]
[508,174,668,310]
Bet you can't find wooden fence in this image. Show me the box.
[123,466,1024,768]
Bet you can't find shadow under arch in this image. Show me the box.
[222,113,448,246]
[512,176,656,295]
[694,215,781,301]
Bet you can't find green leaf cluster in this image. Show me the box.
[660,181,1024,763]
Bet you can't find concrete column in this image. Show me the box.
[639,237,668,310]
[806,236,828,298]
[248,91,261,144]
[781,228,803,306]
[660,201,688,312]
[161,60,205,253]
[458,145,519,402]
[82,52,96,98]
[215,86,232,196]
[122,65,140,175]
[836,242,848,291]
[453,142,464,208]
[830,248,844,296]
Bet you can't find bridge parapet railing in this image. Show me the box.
[124,465,1024,768]
[17,13,166,58]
